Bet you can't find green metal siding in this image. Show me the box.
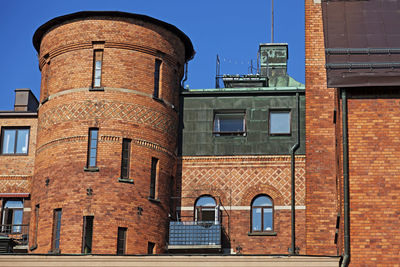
[181,92,305,156]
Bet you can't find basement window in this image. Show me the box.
[213,111,246,136]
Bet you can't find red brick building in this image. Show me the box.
[305,0,400,265]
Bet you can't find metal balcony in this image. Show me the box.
[0,224,29,249]
[168,221,221,251]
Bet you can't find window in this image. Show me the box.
[52,209,62,252]
[213,111,245,136]
[82,216,94,254]
[194,196,218,223]
[269,110,291,135]
[116,227,127,255]
[87,128,99,168]
[1,128,30,155]
[251,195,273,232]
[120,139,131,179]
[149,157,159,199]
[92,50,103,88]
[33,204,39,247]
[154,59,162,98]
[1,200,23,233]
[147,242,155,254]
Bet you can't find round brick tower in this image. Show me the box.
[30,11,194,254]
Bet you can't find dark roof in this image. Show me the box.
[322,0,400,87]
[32,11,195,61]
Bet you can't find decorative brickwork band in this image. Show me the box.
[39,41,177,70]
[36,134,174,156]
[38,100,177,135]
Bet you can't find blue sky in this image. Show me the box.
[0,0,304,110]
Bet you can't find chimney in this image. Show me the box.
[259,43,288,78]
[14,88,39,112]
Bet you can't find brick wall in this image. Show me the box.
[30,14,189,254]
[304,0,338,255]
[179,155,306,254]
[344,89,400,265]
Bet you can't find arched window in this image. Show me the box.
[251,195,273,232]
[194,195,217,222]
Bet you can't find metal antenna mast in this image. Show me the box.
[271,0,274,43]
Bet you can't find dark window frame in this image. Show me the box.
[82,216,94,254]
[120,139,131,179]
[0,127,30,155]
[87,128,99,168]
[92,49,103,88]
[268,109,292,136]
[250,195,274,233]
[33,204,39,248]
[149,157,159,200]
[194,195,217,223]
[51,208,62,253]
[213,110,246,136]
[1,199,24,233]
[147,242,155,254]
[116,227,127,255]
[153,59,162,99]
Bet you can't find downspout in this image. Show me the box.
[181,62,188,89]
[341,89,350,267]
[290,92,300,255]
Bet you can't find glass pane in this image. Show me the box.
[91,129,98,139]
[16,129,29,153]
[90,139,97,148]
[253,196,272,206]
[263,208,273,231]
[196,196,216,207]
[12,210,23,232]
[252,208,262,231]
[94,78,101,87]
[214,113,244,132]
[2,129,16,154]
[270,111,291,134]
[4,200,23,208]
[89,157,96,167]
[95,61,102,69]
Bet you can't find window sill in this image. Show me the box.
[0,153,29,156]
[41,97,49,105]
[213,132,246,137]
[248,231,277,236]
[152,96,164,103]
[29,244,37,251]
[148,197,161,203]
[118,178,134,184]
[84,167,99,172]
[89,87,105,91]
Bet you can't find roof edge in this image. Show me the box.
[32,11,194,61]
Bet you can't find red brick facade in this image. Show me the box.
[29,13,191,254]
[179,155,306,254]
[304,0,338,256]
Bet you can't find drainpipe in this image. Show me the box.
[341,89,350,267]
[290,92,300,255]
[181,62,188,89]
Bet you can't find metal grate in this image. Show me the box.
[169,221,221,246]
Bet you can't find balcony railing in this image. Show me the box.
[168,221,221,250]
[0,224,29,246]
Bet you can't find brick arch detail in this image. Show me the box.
[183,188,228,207]
[240,183,284,206]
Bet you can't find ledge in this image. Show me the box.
[29,245,37,251]
[89,87,105,91]
[248,231,277,236]
[148,197,161,203]
[83,167,99,172]
[118,178,134,184]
